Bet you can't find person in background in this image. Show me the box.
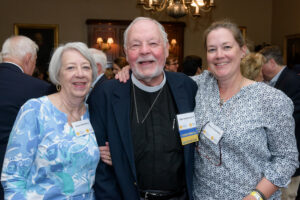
[240,52,265,81]
[260,45,300,200]
[0,35,56,199]
[88,17,197,200]
[104,67,114,79]
[1,42,100,200]
[182,55,203,76]
[89,48,108,88]
[112,56,128,76]
[165,53,179,72]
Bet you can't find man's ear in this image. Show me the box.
[24,53,32,64]
[269,58,277,68]
[22,53,35,75]
[97,63,103,75]
[22,53,32,71]
[165,43,169,58]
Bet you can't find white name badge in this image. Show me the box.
[72,119,94,137]
[202,122,223,145]
[177,112,199,145]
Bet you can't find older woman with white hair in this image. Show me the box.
[1,42,99,200]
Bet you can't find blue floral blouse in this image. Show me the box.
[1,96,100,200]
[192,71,299,200]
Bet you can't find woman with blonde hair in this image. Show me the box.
[241,52,266,82]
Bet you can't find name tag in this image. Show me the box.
[72,119,94,137]
[177,112,199,145]
[202,122,223,145]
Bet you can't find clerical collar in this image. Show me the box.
[131,72,166,93]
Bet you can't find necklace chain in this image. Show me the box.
[59,94,85,123]
[132,83,163,124]
[219,77,244,107]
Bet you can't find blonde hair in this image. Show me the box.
[240,52,266,81]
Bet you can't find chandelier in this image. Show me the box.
[137,0,215,18]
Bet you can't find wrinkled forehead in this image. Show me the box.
[127,20,163,42]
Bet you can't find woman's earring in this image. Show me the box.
[56,84,61,92]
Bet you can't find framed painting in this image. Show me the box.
[284,34,300,66]
[14,24,59,79]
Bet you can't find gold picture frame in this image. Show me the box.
[284,34,300,66]
[239,26,247,39]
[13,23,59,76]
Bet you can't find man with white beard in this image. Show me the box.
[88,17,197,200]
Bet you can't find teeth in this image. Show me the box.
[74,82,85,85]
[216,62,227,66]
[139,60,153,64]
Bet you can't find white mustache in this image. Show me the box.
[136,56,157,64]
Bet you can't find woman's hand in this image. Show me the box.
[115,65,130,83]
[99,142,112,166]
[243,178,278,200]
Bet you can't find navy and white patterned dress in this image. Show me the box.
[192,71,299,199]
[1,96,100,200]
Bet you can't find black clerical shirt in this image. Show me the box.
[130,82,186,192]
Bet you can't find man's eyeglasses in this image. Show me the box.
[169,62,178,65]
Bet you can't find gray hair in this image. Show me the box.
[48,42,97,86]
[89,48,107,73]
[1,35,38,60]
[259,45,284,66]
[123,17,169,49]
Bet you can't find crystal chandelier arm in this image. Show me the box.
[141,0,156,10]
[199,6,212,12]
[155,0,168,12]
[182,0,188,9]
[143,4,155,10]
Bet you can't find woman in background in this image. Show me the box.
[1,42,100,200]
[240,52,266,81]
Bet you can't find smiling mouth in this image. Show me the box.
[215,62,229,66]
[138,60,155,65]
[73,82,87,88]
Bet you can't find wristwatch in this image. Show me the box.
[250,191,263,200]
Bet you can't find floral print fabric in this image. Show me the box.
[1,96,100,200]
[192,71,299,199]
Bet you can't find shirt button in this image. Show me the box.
[133,182,137,186]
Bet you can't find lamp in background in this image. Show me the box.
[169,38,177,53]
[96,37,114,51]
[170,39,177,47]
[137,0,215,18]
